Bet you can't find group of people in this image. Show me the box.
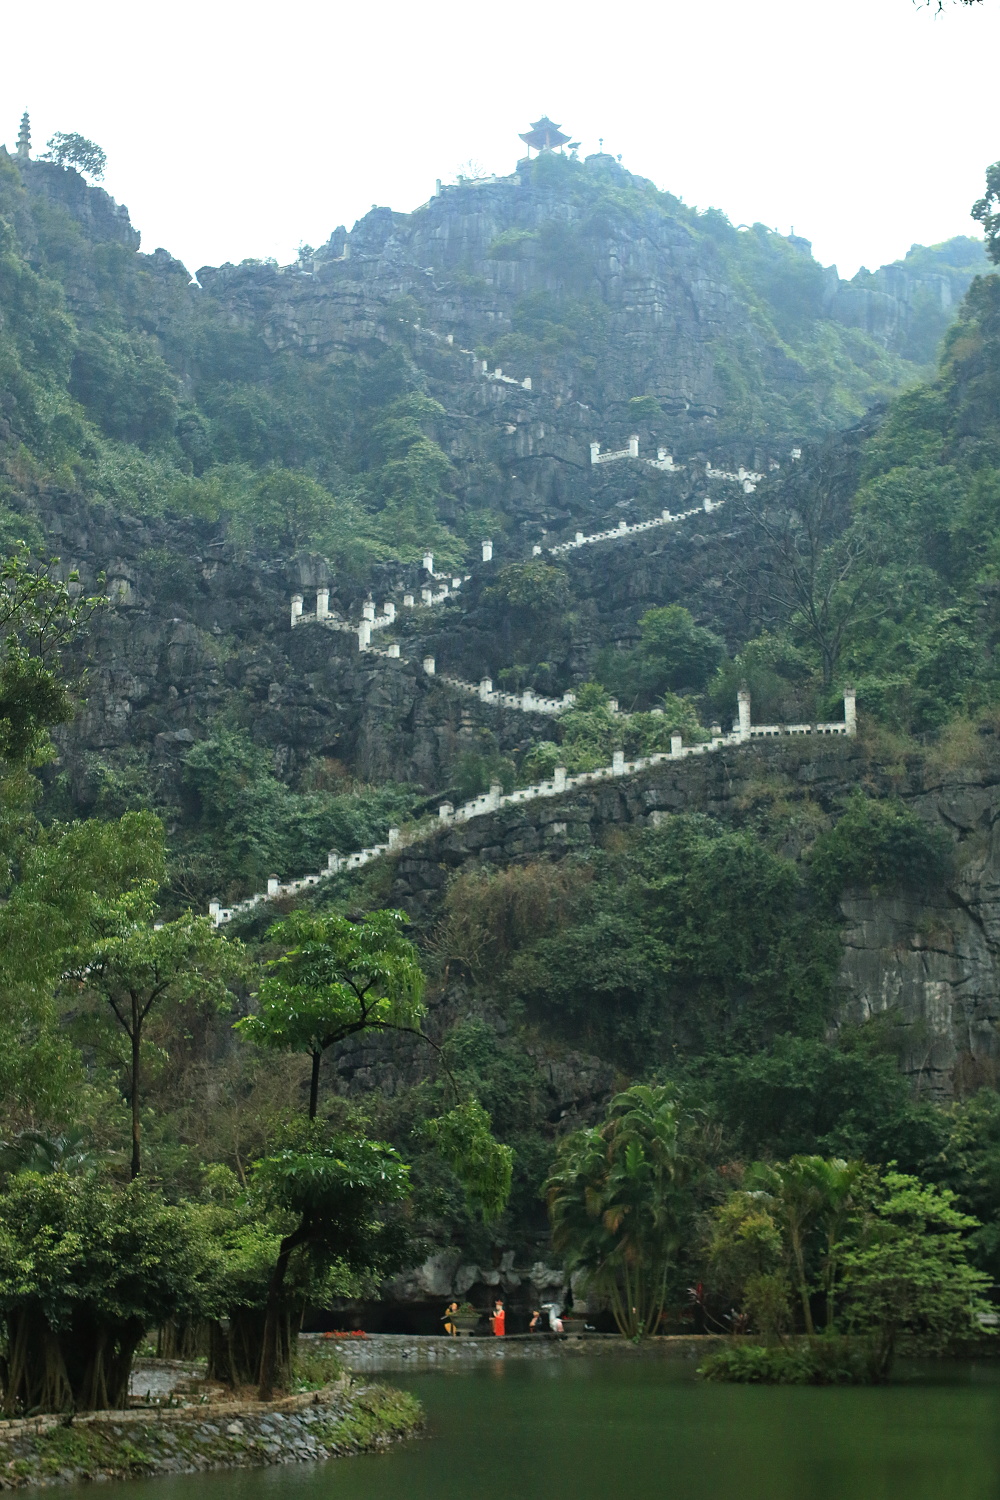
[442,1300,564,1336]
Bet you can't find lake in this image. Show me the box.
[101,1357,1000,1500]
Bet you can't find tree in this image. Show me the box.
[0,545,103,769]
[0,1172,216,1412]
[745,1156,863,1334]
[41,133,106,180]
[545,1084,695,1338]
[598,605,724,706]
[237,909,427,1121]
[68,899,243,1177]
[252,1133,411,1399]
[841,1172,993,1380]
[972,160,1000,265]
[745,459,892,689]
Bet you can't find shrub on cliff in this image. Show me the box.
[809,793,953,905]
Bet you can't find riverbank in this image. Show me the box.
[0,1382,421,1490]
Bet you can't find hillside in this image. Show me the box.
[3,134,1000,1318]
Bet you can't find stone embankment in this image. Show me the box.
[309,1333,729,1372]
[0,1381,420,1491]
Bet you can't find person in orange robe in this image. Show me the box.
[490,1298,506,1336]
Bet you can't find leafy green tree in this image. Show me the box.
[841,1172,992,1379]
[0,546,103,769]
[68,899,244,1177]
[809,792,952,905]
[972,161,1000,263]
[41,133,106,180]
[545,1084,695,1338]
[0,1171,217,1412]
[237,909,427,1121]
[252,1132,411,1399]
[598,605,724,706]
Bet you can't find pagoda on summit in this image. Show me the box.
[16,111,30,160]
[518,116,576,154]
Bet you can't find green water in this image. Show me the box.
[104,1359,1000,1500]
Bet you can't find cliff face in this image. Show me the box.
[379,737,1000,1099]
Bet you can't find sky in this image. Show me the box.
[1,0,997,281]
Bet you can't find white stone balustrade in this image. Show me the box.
[209,688,858,927]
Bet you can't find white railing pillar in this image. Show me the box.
[482,539,493,562]
[388,827,400,848]
[267,876,280,897]
[209,900,221,924]
[358,620,371,649]
[489,782,503,810]
[590,442,601,464]
[383,601,395,622]
[607,698,619,714]
[670,734,682,757]
[522,688,536,710]
[439,801,454,821]
[612,751,625,775]
[628,434,640,457]
[554,766,567,791]
[290,593,303,627]
[363,601,376,621]
[738,689,752,742]
[423,551,434,575]
[403,593,415,607]
[844,686,857,736]
[387,642,400,658]
[479,677,493,700]
[423,655,436,675]
[316,587,329,620]
[421,586,433,604]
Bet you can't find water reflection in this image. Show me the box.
[85,1358,1000,1500]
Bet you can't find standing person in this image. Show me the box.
[528,1308,543,1333]
[490,1298,506,1337]
[442,1301,460,1336]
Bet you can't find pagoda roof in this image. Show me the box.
[519,116,571,151]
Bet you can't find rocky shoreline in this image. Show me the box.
[0,1381,421,1490]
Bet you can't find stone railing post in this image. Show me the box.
[607,698,619,714]
[670,734,682,756]
[489,782,503,810]
[316,587,329,619]
[590,442,601,464]
[327,851,342,872]
[422,551,434,575]
[628,434,639,457]
[482,539,493,562]
[388,828,400,848]
[421,586,433,605]
[209,900,220,924]
[358,620,371,649]
[554,766,567,790]
[363,601,376,621]
[438,802,454,821]
[267,876,279,897]
[844,686,857,736]
[612,750,625,774]
[738,688,752,742]
[522,688,536,710]
[383,602,395,622]
[575,530,585,544]
[290,593,303,627]
[403,593,415,607]
[423,655,436,675]
[479,677,492,699]
[387,642,400,658]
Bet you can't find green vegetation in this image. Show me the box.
[699,1161,991,1383]
[0,142,998,1414]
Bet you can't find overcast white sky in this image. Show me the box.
[1,0,996,280]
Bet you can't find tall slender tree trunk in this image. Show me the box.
[257,1217,310,1401]
[130,1001,142,1180]
[790,1227,815,1335]
[308,1050,321,1121]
